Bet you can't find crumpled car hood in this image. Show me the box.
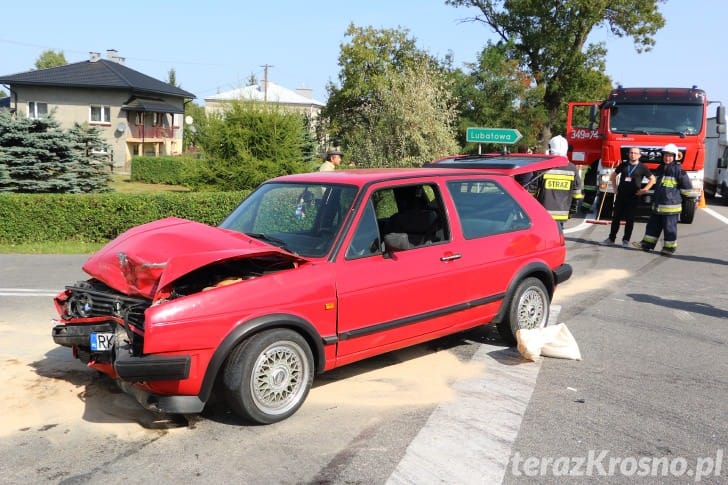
[82,217,306,299]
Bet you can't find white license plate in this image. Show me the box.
[90,332,114,351]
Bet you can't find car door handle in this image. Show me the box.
[440,253,462,262]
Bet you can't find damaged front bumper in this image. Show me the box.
[52,280,199,414]
[52,320,192,381]
[52,321,200,414]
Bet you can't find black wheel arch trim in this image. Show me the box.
[492,262,565,324]
[196,313,329,404]
[553,263,573,285]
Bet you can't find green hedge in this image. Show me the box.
[0,191,248,244]
[130,155,203,185]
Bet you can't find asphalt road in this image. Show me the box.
[1,201,726,484]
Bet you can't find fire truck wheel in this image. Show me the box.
[680,198,696,224]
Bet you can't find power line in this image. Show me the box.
[0,38,225,67]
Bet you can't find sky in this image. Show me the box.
[2,1,727,118]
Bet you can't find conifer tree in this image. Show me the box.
[0,111,111,193]
[66,122,113,192]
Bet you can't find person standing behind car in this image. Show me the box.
[632,144,692,255]
[602,147,656,247]
[536,135,583,226]
[319,148,343,172]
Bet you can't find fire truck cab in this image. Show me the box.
[566,86,710,223]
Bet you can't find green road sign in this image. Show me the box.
[466,127,523,144]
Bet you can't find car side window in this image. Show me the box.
[374,183,449,251]
[447,180,530,239]
[345,200,382,259]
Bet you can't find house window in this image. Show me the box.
[90,105,111,124]
[134,112,144,125]
[153,112,165,126]
[28,102,48,119]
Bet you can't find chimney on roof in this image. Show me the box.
[106,49,125,65]
[89,52,101,62]
[296,87,313,99]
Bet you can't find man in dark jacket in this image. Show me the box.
[633,144,693,255]
[536,135,583,226]
[602,147,656,247]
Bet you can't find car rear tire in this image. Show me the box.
[223,329,313,424]
[497,277,550,345]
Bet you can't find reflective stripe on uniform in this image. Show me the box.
[656,203,682,214]
[543,172,575,191]
[548,210,570,221]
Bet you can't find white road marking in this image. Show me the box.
[387,344,541,484]
[702,207,728,225]
[387,306,561,485]
[0,288,60,297]
[565,206,728,235]
[563,219,593,234]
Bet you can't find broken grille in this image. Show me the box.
[65,281,150,330]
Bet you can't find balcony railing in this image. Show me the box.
[131,126,176,138]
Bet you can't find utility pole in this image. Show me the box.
[260,64,274,102]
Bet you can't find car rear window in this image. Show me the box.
[447,180,530,239]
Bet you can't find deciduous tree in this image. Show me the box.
[188,100,309,190]
[34,49,67,69]
[449,41,547,151]
[446,0,664,147]
[324,24,458,166]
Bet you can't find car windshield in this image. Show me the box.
[609,104,703,135]
[219,182,358,258]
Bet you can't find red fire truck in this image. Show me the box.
[566,86,713,223]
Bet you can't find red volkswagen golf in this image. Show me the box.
[52,154,571,424]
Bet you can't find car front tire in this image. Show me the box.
[223,329,314,424]
[497,277,550,345]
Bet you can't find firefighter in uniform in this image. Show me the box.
[536,135,584,226]
[633,143,693,255]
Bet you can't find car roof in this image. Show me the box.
[270,154,567,186]
[425,153,568,175]
[269,168,454,186]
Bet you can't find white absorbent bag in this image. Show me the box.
[516,323,582,361]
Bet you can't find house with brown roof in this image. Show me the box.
[0,49,195,171]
